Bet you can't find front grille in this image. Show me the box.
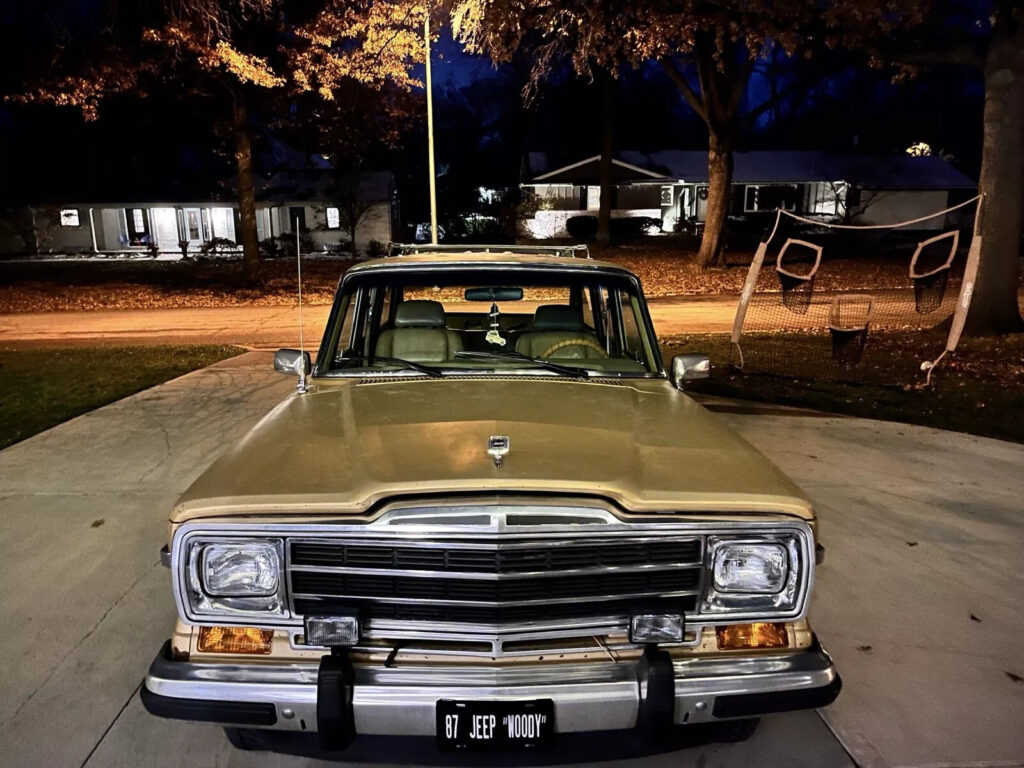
[287,535,703,629]
[291,538,701,573]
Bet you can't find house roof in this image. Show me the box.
[524,150,975,190]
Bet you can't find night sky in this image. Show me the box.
[0,1,988,221]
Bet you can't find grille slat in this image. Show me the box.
[288,536,703,627]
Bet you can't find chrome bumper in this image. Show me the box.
[142,637,839,738]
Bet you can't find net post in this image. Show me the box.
[730,238,769,370]
[943,233,982,356]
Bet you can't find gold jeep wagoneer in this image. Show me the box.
[141,244,840,752]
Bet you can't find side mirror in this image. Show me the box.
[274,348,311,377]
[671,354,710,389]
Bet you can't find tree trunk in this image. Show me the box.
[963,17,1024,335]
[350,220,358,258]
[232,95,261,283]
[596,72,614,246]
[697,131,733,269]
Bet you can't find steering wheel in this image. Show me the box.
[540,337,609,359]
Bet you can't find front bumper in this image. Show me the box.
[141,636,840,738]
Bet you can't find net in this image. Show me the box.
[731,196,982,385]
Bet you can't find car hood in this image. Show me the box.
[172,377,813,522]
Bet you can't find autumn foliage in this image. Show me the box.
[8,0,428,280]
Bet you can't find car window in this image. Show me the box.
[323,268,661,377]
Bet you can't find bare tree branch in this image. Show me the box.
[659,56,708,122]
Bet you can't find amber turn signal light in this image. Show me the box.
[198,626,274,654]
[716,622,789,650]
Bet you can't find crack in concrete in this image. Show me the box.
[0,560,160,734]
[79,681,143,768]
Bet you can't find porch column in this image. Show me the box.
[87,208,99,253]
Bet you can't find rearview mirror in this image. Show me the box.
[274,348,311,377]
[465,287,524,302]
[671,354,710,389]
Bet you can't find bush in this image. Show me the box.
[366,240,386,258]
[259,233,314,258]
[566,215,662,241]
[566,215,598,239]
[610,217,662,239]
[197,237,241,260]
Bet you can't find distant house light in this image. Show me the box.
[326,206,341,229]
[478,186,500,204]
[60,208,80,227]
[906,141,932,157]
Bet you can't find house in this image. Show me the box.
[0,170,399,258]
[518,150,976,239]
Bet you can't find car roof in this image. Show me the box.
[346,252,638,278]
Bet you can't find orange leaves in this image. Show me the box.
[292,1,427,95]
[145,24,284,88]
[5,58,147,121]
[211,41,284,87]
[12,1,429,121]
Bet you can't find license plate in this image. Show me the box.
[436,699,554,751]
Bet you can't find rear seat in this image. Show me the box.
[515,305,602,359]
[375,300,462,363]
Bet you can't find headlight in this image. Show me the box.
[713,543,787,593]
[202,542,279,596]
[183,538,287,620]
[701,534,807,619]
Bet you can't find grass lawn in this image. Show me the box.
[660,332,1024,444]
[0,345,243,450]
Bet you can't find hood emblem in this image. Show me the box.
[487,435,510,469]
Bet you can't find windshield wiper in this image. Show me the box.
[336,355,443,378]
[454,350,590,379]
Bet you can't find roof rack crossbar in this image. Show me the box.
[385,243,591,259]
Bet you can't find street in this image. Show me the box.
[0,352,1021,767]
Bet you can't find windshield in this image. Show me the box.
[318,266,662,377]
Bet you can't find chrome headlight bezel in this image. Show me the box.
[700,532,810,621]
[179,536,289,622]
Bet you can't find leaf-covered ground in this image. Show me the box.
[0,345,242,449]
[660,332,1024,444]
[6,243,1013,312]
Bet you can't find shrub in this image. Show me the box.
[197,237,241,260]
[609,217,662,239]
[566,215,598,239]
[260,233,314,258]
[366,240,386,258]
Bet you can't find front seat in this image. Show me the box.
[375,300,462,363]
[515,305,603,359]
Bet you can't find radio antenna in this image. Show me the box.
[295,221,307,394]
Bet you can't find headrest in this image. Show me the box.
[394,300,446,328]
[533,305,584,331]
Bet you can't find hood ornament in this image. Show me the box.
[487,435,510,469]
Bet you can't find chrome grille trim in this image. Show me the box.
[170,500,815,641]
[288,589,700,608]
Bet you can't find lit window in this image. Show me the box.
[132,209,145,231]
[744,185,799,213]
[326,206,341,229]
[60,209,80,227]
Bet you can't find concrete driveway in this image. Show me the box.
[0,352,1020,767]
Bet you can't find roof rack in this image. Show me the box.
[384,243,591,259]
